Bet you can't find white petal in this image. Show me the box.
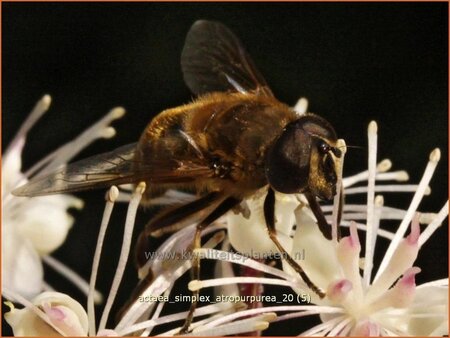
[15,195,80,255]
[2,137,25,195]
[5,291,88,336]
[366,219,419,303]
[287,207,341,289]
[227,192,296,258]
[2,228,43,299]
[406,284,448,336]
[5,303,62,336]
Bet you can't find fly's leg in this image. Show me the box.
[264,188,325,298]
[135,191,223,270]
[178,196,241,334]
[304,192,333,240]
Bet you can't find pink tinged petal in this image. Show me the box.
[366,217,420,303]
[406,213,420,245]
[5,305,63,336]
[5,292,88,336]
[43,303,65,321]
[350,318,380,336]
[367,267,420,313]
[375,149,440,282]
[390,267,420,308]
[327,279,352,303]
[336,222,363,300]
[42,303,87,336]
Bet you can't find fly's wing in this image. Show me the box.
[181,20,274,97]
[12,143,214,197]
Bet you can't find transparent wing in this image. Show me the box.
[181,20,273,97]
[12,143,213,197]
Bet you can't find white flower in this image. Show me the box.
[3,95,446,337]
[2,95,124,300]
[5,180,267,336]
[3,96,265,337]
[4,291,88,336]
[228,191,297,258]
[191,121,448,336]
[109,120,447,336]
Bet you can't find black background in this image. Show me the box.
[2,3,448,336]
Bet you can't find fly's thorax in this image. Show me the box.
[185,93,297,162]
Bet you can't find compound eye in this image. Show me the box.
[319,141,331,154]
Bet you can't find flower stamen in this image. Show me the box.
[99,182,145,332]
[87,186,119,336]
[375,148,441,282]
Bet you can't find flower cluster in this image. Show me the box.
[3,95,124,305]
[3,96,448,336]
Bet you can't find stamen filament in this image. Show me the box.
[3,287,66,336]
[195,248,297,282]
[419,200,449,247]
[375,170,409,181]
[189,277,292,292]
[328,316,353,336]
[201,305,344,330]
[342,158,391,187]
[339,221,395,240]
[345,184,430,195]
[366,214,421,301]
[42,282,55,291]
[275,309,331,322]
[364,121,377,287]
[364,195,384,287]
[115,275,175,332]
[98,182,145,332]
[87,186,119,336]
[191,313,276,336]
[332,139,346,241]
[300,315,347,336]
[5,95,51,158]
[417,278,448,288]
[142,286,173,336]
[42,255,102,304]
[118,302,234,336]
[25,107,125,179]
[375,148,441,281]
[115,231,225,332]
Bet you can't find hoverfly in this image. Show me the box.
[13,20,342,332]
